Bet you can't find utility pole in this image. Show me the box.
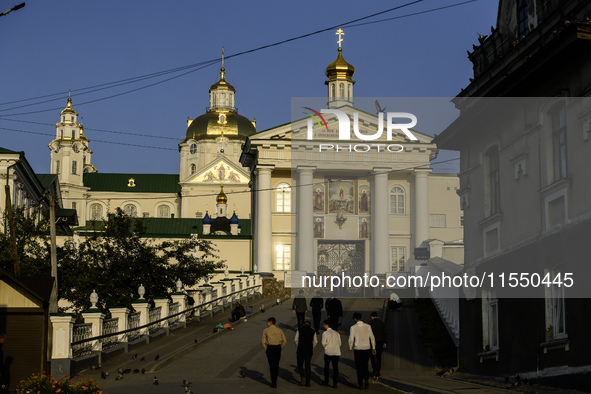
[0,2,25,18]
[49,193,58,313]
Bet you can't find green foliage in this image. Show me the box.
[17,372,104,393]
[58,208,224,312]
[0,207,50,277]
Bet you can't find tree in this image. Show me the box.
[57,208,224,311]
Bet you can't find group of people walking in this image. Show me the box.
[261,291,387,389]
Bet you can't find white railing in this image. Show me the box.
[57,275,263,365]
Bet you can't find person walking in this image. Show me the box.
[262,317,287,388]
[309,291,324,333]
[294,320,317,386]
[292,289,307,328]
[368,311,387,377]
[321,320,341,388]
[348,312,376,390]
[325,296,343,331]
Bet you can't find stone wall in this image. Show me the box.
[262,278,291,299]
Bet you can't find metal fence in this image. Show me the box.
[102,318,119,350]
[128,312,141,341]
[72,323,92,358]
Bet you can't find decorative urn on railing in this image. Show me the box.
[89,290,99,309]
[138,284,146,300]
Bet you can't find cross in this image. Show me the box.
[222,47,225,68]
[336,28,345,48]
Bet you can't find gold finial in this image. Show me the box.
[68,87,71,99]
[222,47,225,68]
[336,28,345,49]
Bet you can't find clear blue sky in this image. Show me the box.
[0,0,498,174]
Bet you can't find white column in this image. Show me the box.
[171,292,187,324]
[50,314,75,359]
[372,168,390,275]
[297,166,315,273]
[109,307,130,343]
[82,310,105,352]
[414,169,431,247]
[131,301,150,336]
[255,166,274,276]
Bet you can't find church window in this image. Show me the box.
[212,93,216,107]
[72,202,77,211]
[157,205,171,218]
[275,244,291,270]
[517,0,529,38]
[123,203,138,217]
[72,130,75,139]
[390,246,406,272]
[190,143,197,154]
[90,203,103,220]
[60,130,63,138]
[550,102,568,182]
[339,83,344,98]
[71,116,74,122]
[220,93,226,106]
[275,183,291,212]
[56,160,60,174]
[190,164,196,174]
[429,214,447,228]
[62,116,65,122]
[71,160,77,175]
[348,84,351,98]
[389,186,405,215]
[331,84,335,98]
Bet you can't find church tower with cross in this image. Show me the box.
[326,28,356,108]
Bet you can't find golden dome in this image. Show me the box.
[60,97,79,116]
[210,67,236,92]
[216,185,228,204]
[325,47,355,81]
[184,111,256,142]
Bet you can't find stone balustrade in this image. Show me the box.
[50,274,262,377]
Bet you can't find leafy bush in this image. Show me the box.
[17,373,105,394]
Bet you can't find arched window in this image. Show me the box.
[331,84,335,98]
[157,205,171,218]
[90,203,103,220]
[389,186,405,214]
[190,143,197,154]
[123,203,138,217]
[275,183,291,212]
[190,164,196,174]
[339,83,345,98]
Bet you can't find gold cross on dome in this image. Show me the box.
[336,28,345,48]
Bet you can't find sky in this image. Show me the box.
[0,0,499,175]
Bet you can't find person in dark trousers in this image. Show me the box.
[348,313,376,390]
[262,317,287,388]
[321,320,341,388]
[309,291,324,333]
[231,302,246,321]
[292,289,307,328]
[294,320,317,386]
[325,296,343,331]
[368,311,387,377]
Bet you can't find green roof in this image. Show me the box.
[74,217,252,238]
[83,173,180,193]
[37,174,58,190]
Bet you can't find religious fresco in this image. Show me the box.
[314,216,325,239]
[313,185,325,213]
[359,217,370,239]
[359,185,370,214]
[328,179,355,214]
[192,160,249,183]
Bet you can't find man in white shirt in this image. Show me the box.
[348,312,376,390]
[321,320,341,388]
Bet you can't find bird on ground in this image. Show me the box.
[132,353,138,359]
[182,379,191,386]
[122,369,131,374]
[184,387,193,394]
[140,356,145,361]
[239,370,246,378]
[117,368,123,374]
[194,339,198,343]
[132,369,140,374]
[115,374,123,381]
[153,376,159,385]
[154,354,160,361]
[101,371,107,379]
[141,368,146,374]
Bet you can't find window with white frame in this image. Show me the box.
[275,183,291,212]
[123,203,138,217]
[190,164,196,174]
[551,102,568,182]
[390,246,406,272]
[545,270,567,341]
[485,146,500,216]
[389,186,405,215]
[429,214,446,228]
[90,203,103,220]
[275,244,291,270]
[157,205,171,218]
[71,160,77,175]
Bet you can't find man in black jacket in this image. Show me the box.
[309,291,324,333]
[368,312,387,377]
[292,290,307,328]
[231,302,246,322]
[325,297,343,330]
[294,321,317,386]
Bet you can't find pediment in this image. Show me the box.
[185,158,250,184]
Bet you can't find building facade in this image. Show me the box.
[436,0,591,377]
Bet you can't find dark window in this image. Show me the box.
[517,0,529,38]
[551,104,568,181]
